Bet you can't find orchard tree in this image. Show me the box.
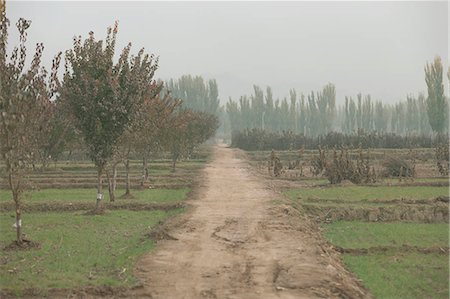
[136,91,181,186]
[184,111,219,155]
[166,109,218,171]
[0,11,61,243]
[35,98,76,169]
[166,109,193,171]
[108,50,160,200]
[61,22,155,210]
[425,56,448,136]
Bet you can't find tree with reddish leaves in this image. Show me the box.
[110,81,165,200]
[61,22,159,211]
[131,90,181,189]
[166,108,219,171]
[38,99,77,168]
[0,8,61,243]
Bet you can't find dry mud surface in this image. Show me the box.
[134,145,371,299]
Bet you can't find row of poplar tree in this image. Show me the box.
[226,57,449,137]
[0,9,219,242]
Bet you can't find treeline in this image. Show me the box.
[341,94,431,135]
[231,129,444,151]
[227,57,449,137]
[164,75,220,116]
[164,75,230,137]
[0,14,218,243]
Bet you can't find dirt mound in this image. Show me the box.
[3,239,41,251]
[0,285,132,299]
[435,196,449,203]
[305,196,450,206]
[335,245,449,255]
[303,204,449,223]
[340,179,356,186]
[83,208,108,216]
[147,226,179,241]
[380,181,449,187]
[0,201,186,213]
[0,182,191,189]
[119,193,136,200]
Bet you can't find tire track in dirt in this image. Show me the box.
[134,145,371,299]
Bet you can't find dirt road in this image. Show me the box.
[135,145,371,299]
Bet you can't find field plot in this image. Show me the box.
[0,209,182,296]
[324,221,449,299]
[0,159,206,190]
[0,152,209,297]
[247,148,449,299]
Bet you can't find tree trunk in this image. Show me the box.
[41,157,48,170]
[95,166,103,211]
[124,158,131,196]
[172,156,177,172]
[112,162,117,192]
[9,173,22,243]
[13,191,22,243]
[140,156,148,187]
[106,169,115,202]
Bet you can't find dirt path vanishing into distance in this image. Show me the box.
[134,145,371,299]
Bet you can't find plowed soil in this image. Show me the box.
[134,145,371,299]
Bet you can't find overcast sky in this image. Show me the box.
[6,1,449,105]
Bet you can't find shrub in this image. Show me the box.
[310,146,327,176]
[324,148,376,184]
[435,143,449,176]
[382,157,415,178]
[268,150,283,177]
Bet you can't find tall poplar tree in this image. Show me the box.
[425,56,448,135]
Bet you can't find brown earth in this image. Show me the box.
[133,145,371,299]
[3,239,41,251]
[334,245,449,255]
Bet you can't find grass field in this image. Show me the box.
[323,221,449,249]
[0,209,183,295]
[0,188,189,203]
[0,153,209,296]
[342,253,448,299]
[285,186,448,202]
[322,221,449,299]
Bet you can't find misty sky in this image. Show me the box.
[6,1,449,105]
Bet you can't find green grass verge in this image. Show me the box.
[0,209,182,295]
[342,253,448,299]
[0,188,189,203]
[285,186,448,202]
[323,221,449,249]
[322,221,449,299]
[383,177,449,183]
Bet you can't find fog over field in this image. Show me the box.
[7,1,448,105]
[2,1,450,298]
